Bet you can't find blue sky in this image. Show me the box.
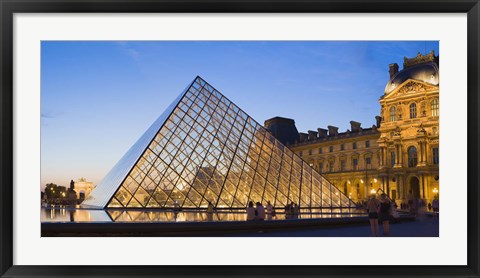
[41,41,439,188]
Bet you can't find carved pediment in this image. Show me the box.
[384,79,438,100]
[402,125,427,138]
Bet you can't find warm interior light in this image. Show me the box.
[370,188,376,194]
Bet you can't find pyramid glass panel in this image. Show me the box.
[82,76,356,209]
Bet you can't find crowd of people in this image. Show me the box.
[284,202,300,219]
[365,192,440,236]
[366,193,396,237]
[245,201,304,221]
[246,201,276,221]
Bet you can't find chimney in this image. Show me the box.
[375,116,381,128]
[350,121,362,132]
[317,128,328,138]
[327,125,339,136]
[307,130,318,141]
[389,63,399,79]
[299,132,308,142]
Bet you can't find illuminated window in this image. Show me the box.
[365,157,371,169]
[353,158,358,170]
[408,146,418,167]
[431,99,439,116]
[390,106,396,122]
[410,103,417,119]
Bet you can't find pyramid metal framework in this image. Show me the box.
[82,77,356,209]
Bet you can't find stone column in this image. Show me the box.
[364,179,368,198]
[386,176,390,197]
[423,142,427,163]
[395,144,403,167]
[381,147,386,167]
[399,146,403,166]
[396,174,401,199]
[418,142,424,163]
[418,140,427,166]
[401,174,407,200]
[421,174,426,199]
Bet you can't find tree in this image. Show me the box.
[44,183,58,199]
[44,183,67,199]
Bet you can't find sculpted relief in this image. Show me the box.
[397,81,428,95]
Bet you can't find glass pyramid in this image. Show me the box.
[82,76,356,209]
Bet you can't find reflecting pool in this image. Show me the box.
[41,206,367,223]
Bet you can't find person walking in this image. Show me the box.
[432,197,439,218]
[378,193,391,235]
[207,201,214,221]
[246,201,256,221]
[285,203,291,219]
[293,203,300,219]
[207,201,214,213]
[366,195,380,237]
[266,201,275,220]
[256,202,266,220]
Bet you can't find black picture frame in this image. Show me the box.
[1,1,479,277]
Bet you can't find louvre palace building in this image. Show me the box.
[266,51,439,206]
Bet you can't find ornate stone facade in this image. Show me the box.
[267,51,439,205]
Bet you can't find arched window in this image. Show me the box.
[431,99,439,116]
[410,103,417,119]
[408,146,418,167]
[390,106,396,122]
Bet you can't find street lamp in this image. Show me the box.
[433,188,439,198]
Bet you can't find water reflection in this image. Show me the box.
[41,206,366,223]
[41,206,112,222]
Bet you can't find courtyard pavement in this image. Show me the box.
[229,216,439,237]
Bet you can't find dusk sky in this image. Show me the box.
[41,41,439,188]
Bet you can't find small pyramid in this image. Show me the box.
[82,77,356,209]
